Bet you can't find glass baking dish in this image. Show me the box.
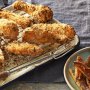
[0,4,80,87]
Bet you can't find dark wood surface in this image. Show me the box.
[2,83,70,90]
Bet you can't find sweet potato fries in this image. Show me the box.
[69,56,90,90]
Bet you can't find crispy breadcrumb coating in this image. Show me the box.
[12,0,53,23]
[5,42,43,57]
[22,23,76,44]
[0,10,33,29]
[0,49,4,67]
[0,19,19,40]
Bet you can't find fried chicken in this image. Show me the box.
[0,10,33,29]
[0,19,19,40]
[5,42,43,57]
[22,23,75,45]
[0,49,4,67]
[12,0,53,23]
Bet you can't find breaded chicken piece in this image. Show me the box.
[22,23,76,45]
[12,0,53,23]
[5,42,43,57]
[0,19,19,40]
[0,10,33,29]
[0,49,4,67]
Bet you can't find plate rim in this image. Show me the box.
[64,47,90,90]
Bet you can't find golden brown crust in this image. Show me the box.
[0,10,33,29]
[5,42,43,57]
[12,0,53,23]
[0,49,4,67]
[22,23,75,44]
[0,19,19,40]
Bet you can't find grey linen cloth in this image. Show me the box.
[0,0,5,8]
[0,0,89,83]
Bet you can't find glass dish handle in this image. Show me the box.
[53,48,74,60]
